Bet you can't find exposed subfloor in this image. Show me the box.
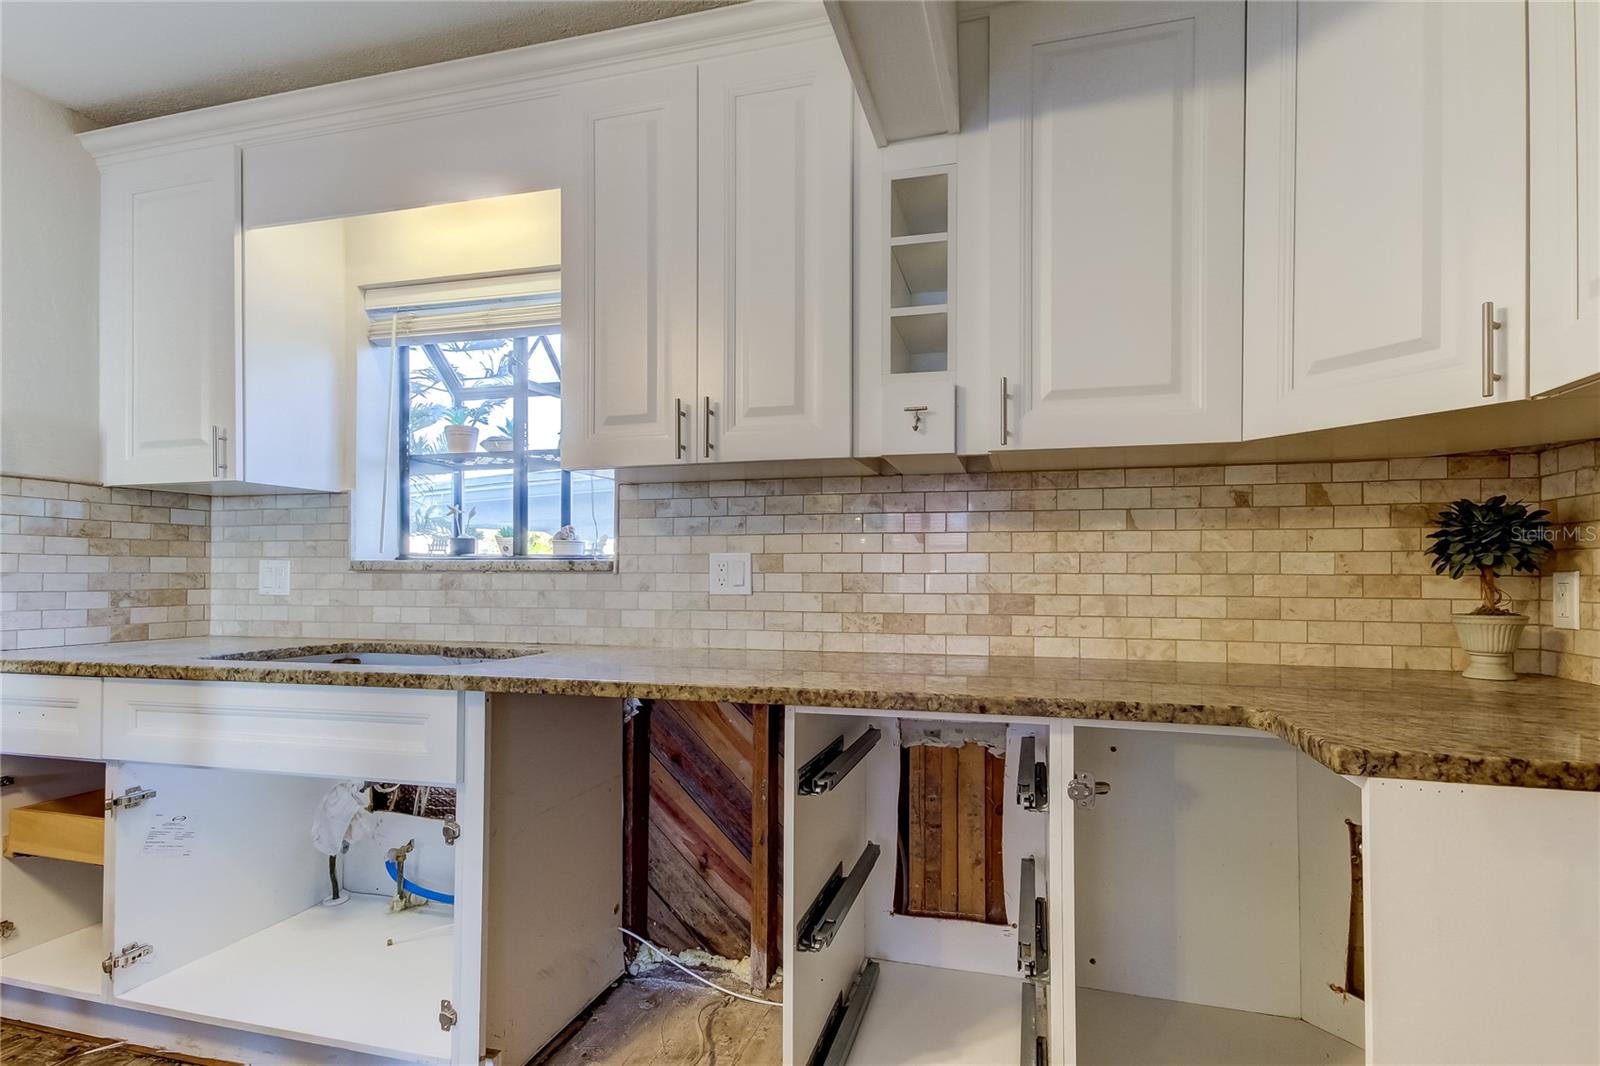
[535,968,782,1066]
[0,1019,237,1066]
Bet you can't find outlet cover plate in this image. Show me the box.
[710,552,752,596]
[1552,570,1580,630]
[258,559,291,597]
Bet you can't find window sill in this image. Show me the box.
[351,557,615,574]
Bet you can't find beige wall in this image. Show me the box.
[0,80,99,482]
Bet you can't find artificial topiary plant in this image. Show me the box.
[1425,496,1553,615]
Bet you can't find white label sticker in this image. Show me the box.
[142,814,195,856]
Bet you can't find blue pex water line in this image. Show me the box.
[384,860,455,905]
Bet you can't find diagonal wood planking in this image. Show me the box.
[643,700,783,964]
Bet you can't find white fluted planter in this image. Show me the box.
[1451,613,1528,680]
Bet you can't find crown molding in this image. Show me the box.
[79,1,829,164]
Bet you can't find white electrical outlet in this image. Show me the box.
[709,552,752,596]
[1552,570,1580,630]
[258,559,292,597]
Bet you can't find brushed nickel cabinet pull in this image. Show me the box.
[703,396,714,458]
[674,399,687,459]
[1000,376,1010,446]
[212,426,228,477]
[1481,301,1503,398]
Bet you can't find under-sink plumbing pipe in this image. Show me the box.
[384,858,455,906]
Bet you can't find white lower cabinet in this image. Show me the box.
[1,690,624,1066]
[787,710,1600,1066]
[785,709,1070,1065]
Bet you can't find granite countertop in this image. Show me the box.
[4,637,1598,791]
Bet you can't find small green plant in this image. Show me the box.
[496,525,515,539]
[442,405,495,427]
[1426,496,1553,614]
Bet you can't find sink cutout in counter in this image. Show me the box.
[206,644,542,667]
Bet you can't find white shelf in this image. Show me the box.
[890,240,948,309]
[0,923,103,999]
[889,173,949,237]
[1077,988,1362,1066]
[890,232,948,247]
[889,303,949,319]
[847,960,1023,1066]
[120,893,455,1064]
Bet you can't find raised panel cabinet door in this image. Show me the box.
[561,66,699,469]
[1530,0,1600,396]
[1244,1,1528,437]
[100,146,240,485]
[989,2,1244,450]
[697,39,854,462]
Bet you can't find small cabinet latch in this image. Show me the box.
[1016,735,1047,812]
[102,942,152,976]
[439,999,458,1032]
[1065,772,1110,810]
[105,786,156,813]
[0,919,16,941]
[441,820,460,846]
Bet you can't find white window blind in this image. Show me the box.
[364,269,560,345]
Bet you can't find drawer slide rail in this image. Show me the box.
[808,958,879,1066]
[798,841,881,952]
[798,727,881,796]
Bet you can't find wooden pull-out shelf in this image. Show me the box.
[3,791,105,865]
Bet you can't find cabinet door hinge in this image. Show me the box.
[1065,771,1110,810]
[442,820,461,846]
[105,786,157,813]
[439,999,458,1031]
[102,942,152,976]
[1016,735,1048,811]
[1020,977,1048,1066]
[1017,856,1049,981]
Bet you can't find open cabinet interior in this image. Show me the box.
[786,710,1066,1066]
[103,761,479,1064]
[1071,725,1365,1065]
[1,755,107,999]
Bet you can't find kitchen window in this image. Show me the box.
[369,271,615,560]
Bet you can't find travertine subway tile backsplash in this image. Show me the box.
[0,480,210,649]
[4,441,1597,685]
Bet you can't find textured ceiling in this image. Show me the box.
[0,1,740,127]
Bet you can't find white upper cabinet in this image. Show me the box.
[560,65,700,470]
[100,146,241,486]
[697,40,854,463]
[1243,1,1528,438]
[562,34,853,470]
[98,145,345,492]
[988,1,1245,451]
[1529,0,1600,396]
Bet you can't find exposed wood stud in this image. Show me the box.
[622,699,652,958]
[750,703,783,990]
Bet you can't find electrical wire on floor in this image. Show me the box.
[617,928,781,1008]
[50,1041,128,1065]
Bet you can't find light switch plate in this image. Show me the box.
[1552,570,1580,630]
[258,559,292,597]
[710,552,752,596]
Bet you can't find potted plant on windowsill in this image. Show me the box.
[495,526,515,556]
[1426,495,1552,680]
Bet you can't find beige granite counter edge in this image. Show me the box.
[4,656,1595,792]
